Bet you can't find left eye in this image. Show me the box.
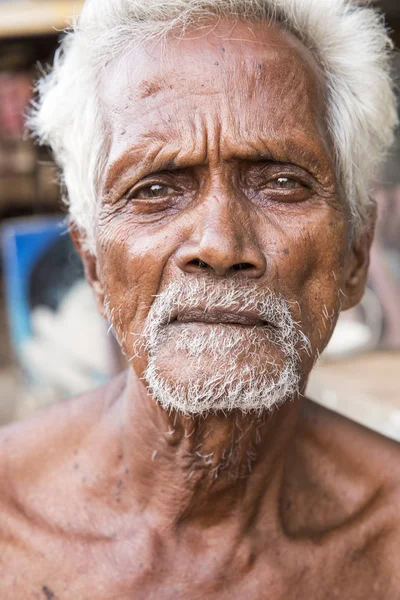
[131,183,172,200]
[265,177,303,190]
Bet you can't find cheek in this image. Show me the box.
[292,218,348,353]
[96,219,173,353]
[265,212,349,355]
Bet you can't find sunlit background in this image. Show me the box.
[0,0,399,437]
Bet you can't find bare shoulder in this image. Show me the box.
[0,374,127,595]
[297,400,400,588]
[304,398,400,483]
[0,373,126,504]
[304,399,400,546]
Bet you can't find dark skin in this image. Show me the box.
[1,19,400,600]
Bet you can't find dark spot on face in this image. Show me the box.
[221,47,225,52]
[257,63,262,69]
[121,130,126,136]
[73,463,79,470]
[139,80,164,99]
[248,551,257,568]
[118,453,123,460]
[117,479,123,488]
[42,585,55,600]
[286,500,292,510]
[159,158,176,172]
[125,467,129,475]
[214,61,219,66]
[283,248,290,255]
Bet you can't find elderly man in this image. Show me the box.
[1,0,399,597]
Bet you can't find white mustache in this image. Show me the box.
[131,279,311,416]
[143,279,303,342]
[105,278,312,416]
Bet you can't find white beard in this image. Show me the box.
[134,279,310,416]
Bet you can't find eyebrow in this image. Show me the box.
[266,139,332,177]
[103,133,332,198]
[103,142,190,198]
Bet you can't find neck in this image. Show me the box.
[111,369,302,530]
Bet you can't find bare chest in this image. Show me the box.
[0,531,397,600]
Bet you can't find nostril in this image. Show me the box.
[231,263,254,271]
[189,259,210,269]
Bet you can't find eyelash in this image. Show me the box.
[259,166,312,186]
[126,181,176,201]
[265,176,309,190]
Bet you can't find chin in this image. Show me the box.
[142,324,301,416]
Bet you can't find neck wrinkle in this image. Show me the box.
[119,369,302,532]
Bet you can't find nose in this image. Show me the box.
[175,195,267,278]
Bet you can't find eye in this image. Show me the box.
[131,183,172,200]
[265,177,304,190]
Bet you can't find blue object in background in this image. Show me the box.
[1,215,67,353]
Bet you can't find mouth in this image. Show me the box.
[168,308,272,328]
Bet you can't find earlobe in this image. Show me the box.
[69,225,106,316]
[342,217,375,311]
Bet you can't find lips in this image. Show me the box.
[170,308,269,327]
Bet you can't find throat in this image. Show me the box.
[120,370,301,527]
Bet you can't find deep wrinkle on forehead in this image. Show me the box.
[100,18,335,198]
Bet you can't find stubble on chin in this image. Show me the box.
[133,280,311,416]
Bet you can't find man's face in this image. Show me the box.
[89,19,364,414]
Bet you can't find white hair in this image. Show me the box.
[29,0,398,254]
[129,279,310,415]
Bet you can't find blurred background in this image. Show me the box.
[0,0,399,436]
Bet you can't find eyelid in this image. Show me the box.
[266,175,311,189]
[123,168,196,199]
[260,165,314,189]
[125,177,177,200]
[265,178,305,189]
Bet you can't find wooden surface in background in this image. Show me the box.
[309,352,400,440]
[0,2,84,39]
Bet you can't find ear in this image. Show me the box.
[70,225,106,317]
[341,210,376,311]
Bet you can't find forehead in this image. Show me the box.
[101,18,332,178]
